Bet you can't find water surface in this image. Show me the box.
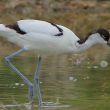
[0,54,110,110]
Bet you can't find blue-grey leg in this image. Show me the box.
[34,56,43,107]
[34,56,61,108]
[4,48,34,103]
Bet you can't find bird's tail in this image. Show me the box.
[0,24,24,47]
[0,24,7,31]
[0,24,13,37]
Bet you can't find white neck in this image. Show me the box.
[75,33,105,52]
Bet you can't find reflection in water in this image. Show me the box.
[0,102,33,110]
[0,54,110,110]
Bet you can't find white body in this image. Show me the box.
[0,19,106,55]
[0,20,80,54]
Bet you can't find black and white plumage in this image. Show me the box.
[0,19,110,54]
[0,19,110,107]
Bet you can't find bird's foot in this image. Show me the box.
[41,101,60,107]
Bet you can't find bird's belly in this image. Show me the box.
[27,42,73,55]
[24,39,73,55]
[21,33,75,55]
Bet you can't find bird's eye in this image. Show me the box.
[102,35,106,39]
[101,35,108,41]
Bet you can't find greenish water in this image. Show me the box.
[0,54,110,110]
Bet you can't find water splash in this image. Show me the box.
[100,60,108,68]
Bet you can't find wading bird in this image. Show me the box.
[0,19,110,107]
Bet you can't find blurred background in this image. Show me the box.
[0,0,110,110]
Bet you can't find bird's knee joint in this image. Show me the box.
[4,57,10,62]
[30,84,33,88]
[29,83,34,90]
[34,77,39,81]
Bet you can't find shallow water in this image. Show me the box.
[0,54,110,110]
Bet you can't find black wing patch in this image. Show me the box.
[51,23,63,36]
[6,22,63,36]
[5,22,26,35]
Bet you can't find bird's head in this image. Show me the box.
[91,28,110,46]
[77,28,110,52]
[78,28,110,46]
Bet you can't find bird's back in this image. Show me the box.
[17,20,62,36]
